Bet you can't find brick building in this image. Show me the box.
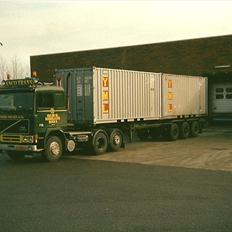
[30,34,232,119]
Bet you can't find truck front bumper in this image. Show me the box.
[0,144,43,152]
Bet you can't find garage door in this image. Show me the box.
[212,83,232,113]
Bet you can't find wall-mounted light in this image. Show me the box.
[32,71,37,78]
[214,64,231,69]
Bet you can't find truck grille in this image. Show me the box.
[0,135,22,143]
[0,119,29,134]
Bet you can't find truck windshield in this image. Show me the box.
[0,92,34,112]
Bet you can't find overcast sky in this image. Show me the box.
[0,0,232,67]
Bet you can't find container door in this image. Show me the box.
[149,75,161,118]
[76,69,93,124]
[149,76,156,116]
[199,78,207,114]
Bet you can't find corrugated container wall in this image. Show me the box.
[162,74,208,118]
[55,67,207,125]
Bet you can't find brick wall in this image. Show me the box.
[30,34,232,82]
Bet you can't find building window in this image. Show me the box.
[226,94,232,99]
[215,88,224,93]
[226,88,232,93]
[216,94,224,99]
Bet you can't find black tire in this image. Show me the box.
[168,123,179,141]
[199,123,203,133]
[43,136,63,161]
[92,131,108,155]
[137,130,150,141]
[150,128,161,139]
[180,122,190,139]
[7,151,25,161]
[109,129,123,152]
[191,121,199,137]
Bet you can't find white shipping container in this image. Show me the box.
[56,67,207,125]
[162,73,208,118]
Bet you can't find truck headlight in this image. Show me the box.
[22,136,34,143]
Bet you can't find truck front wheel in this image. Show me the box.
[43,136,63,161]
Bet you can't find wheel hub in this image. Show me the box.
[114,134,121,145]
[97,138,105,149]
[50,141,60,156]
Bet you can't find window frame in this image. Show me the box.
[36,91,65,110]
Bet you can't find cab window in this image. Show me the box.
[54,92,65,109]
[37,92,54,109]
[36,92,65,110]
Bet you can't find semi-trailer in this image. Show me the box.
[0,67,208,161]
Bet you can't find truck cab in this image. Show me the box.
[0,78,69,161]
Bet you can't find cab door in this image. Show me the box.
[35,91,67,133]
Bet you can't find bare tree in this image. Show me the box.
[10,56,30,79]
[11,56,19,79]
[0,56,8,81]
[0,56,29,81]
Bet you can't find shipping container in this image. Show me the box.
[55,67,207,125]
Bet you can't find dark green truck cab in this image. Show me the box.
[0,78,73,161]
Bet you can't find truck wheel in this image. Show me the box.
[169,123,179,141]
[43,136,63,161]
[109,129,123,152]
[92,131,108,155]
[191,121,199,137]
[180,122,190,139]
[150,128,161,139]
[7,151,25,161]
[199,123,203,133]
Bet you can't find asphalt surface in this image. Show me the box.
[79,125,232,172]
[0,155,232,232]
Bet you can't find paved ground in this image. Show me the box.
[0,157,232,232]
[0,125,232,232]
[77,125,232,172]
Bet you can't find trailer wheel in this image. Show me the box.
[109,129,123,152]
[151,128,161,139]
[7,151,25,161]
[191,121,199,137]
[180,122,190,139]
[169,123,179,141]
[199,122,203,133]
[92,131,108,155]
[43,136,63,161]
